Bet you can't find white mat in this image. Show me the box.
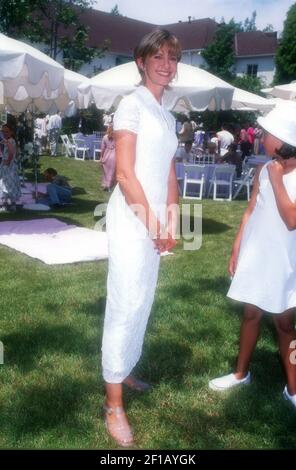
[0,218,108,264]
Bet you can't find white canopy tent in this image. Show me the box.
[0,32,65,113]
[78,61,234,112]
[261,81,296,101]
[231,87,275,112]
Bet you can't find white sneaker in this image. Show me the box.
[209,371,251,391]
[283,386,296,409]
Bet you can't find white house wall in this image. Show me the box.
[234,56,276,85]
[181,50,207,67]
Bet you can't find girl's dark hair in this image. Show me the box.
[275,143,296,160]
[44,168,57,176]
[134,29,182,78]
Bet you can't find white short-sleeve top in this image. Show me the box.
[111,85,178,222]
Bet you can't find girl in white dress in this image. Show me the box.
[102,30,181,447]
[209,102,296,410]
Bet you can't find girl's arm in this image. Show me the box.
[229,165,261,276]
[115,130,164,240]
[268,160,296,230]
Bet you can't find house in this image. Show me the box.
[61,8,279,85]
[234,31,278,85]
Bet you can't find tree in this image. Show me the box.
[243,11,257,32]
[110,4,122,16]
[0,0,39,36]
[61,25,109,72]
[232,75,266,95]
[262,24,274,33]
[201,19,241,81]
[274,3,296,84]
[0,0,106,72]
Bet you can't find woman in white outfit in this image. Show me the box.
[102,30,181,447]
[209,103,296,410]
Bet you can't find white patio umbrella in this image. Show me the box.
[261,81,296,101]
[78,61,234,112]
[3,68,89,115]
[231,87,275,112]
[0,32,64,112]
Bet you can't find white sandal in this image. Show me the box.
[104,405,134,447]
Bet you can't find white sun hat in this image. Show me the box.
[257,101,296,148]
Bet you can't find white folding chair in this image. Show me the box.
[233,167,255,201]
[93,140,101,161]
[208,165,236,201]
[70,133,79,144]
[73,138,90,160]
[182,164,205,200]
[60,134,74,157]
[203,154,215,164]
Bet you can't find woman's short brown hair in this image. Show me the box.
[134,29,182,76]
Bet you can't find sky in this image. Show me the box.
[94,0,295,32]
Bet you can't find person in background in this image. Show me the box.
[240,124,252,160]
[0,124,21,211]
[175,140,195,163]
[100,124,116,191]
[220,143,242,177]
[47,112,62,157]
[34,114,48,155]
[247,123,255,153]
[216,123,234,156]
[39,167,72,208]
[178,118,194,144]
[209,103,296,410]
[254,126,263,155]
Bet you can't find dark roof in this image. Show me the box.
[78,9,218,54]
[234,31,278,57]
[79,9,156,55]
[160,18,218,50]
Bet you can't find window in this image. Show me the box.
[247,64,258,77]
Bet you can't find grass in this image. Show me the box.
[0,155,295,449]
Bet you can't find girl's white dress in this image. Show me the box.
[228,162,296,314]
[102,86,178,383]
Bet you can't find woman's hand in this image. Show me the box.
[228,248,239,277]
[153,228,177,254]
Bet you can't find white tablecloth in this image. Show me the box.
[175,163,235,196]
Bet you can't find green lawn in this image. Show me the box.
[0,156,295,449]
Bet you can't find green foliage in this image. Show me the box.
[201,19,241,81]
[188,110,257,133]
[0,0,40,36]
[243,11,257,32]
[62,104,104,134]
[0,0,106,72]
[61,26,108,72]
[231,75,266,95]
[262,24,274,33]
[110,4,122,16]
[274,3,296,84]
